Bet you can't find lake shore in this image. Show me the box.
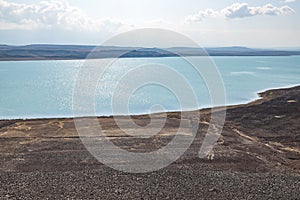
[1,45,300,61]
[0,85,299,199]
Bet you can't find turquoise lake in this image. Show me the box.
[0,56,300,119]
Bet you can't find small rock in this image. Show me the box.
[209,188,219,192]
[274,115,286,119]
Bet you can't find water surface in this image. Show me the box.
[0,56,299,119]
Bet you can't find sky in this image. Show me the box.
[0,0,299,47]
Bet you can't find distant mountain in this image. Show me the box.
[0,44,300,61]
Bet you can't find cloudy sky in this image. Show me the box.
[0,0,299,47]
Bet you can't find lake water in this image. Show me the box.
[0,56,299,120]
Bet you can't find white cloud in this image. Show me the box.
[186,3,295,22]
[0,0,125,31]
[223,3,295,18]
[186,9,219,22]
[281,0,296,3]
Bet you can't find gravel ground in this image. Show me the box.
[1,165,299,199]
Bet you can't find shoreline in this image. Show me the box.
[1,84,299,121]
[1,44,300,62]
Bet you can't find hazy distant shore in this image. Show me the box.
[1,44,300,61]
[0,85,299,198]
